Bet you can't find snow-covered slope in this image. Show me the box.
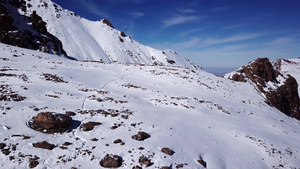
[10,0,196,69]
[1,43,300,169]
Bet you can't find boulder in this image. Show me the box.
[100,154,122,168]
[29,112,72,133]
[132,131,150,141]
[33,141,54,150]
[161,147,174,156]
[80,121,102,131]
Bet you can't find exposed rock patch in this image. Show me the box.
[132,131,150,141]
[101,19,114,29]
[138,155,153,167]
[29,112,72,133]
[80,121,102,131]
[197,159,207,168]
[161,147,174,156]
[100,154,122,168]
[33,141,55,150]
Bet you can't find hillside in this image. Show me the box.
[1,43,300,169]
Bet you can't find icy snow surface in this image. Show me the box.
[0,44,300,169]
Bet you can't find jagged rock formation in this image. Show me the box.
[227,58,300,120]
[0,0,67,56]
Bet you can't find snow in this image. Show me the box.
[1,43,300,169]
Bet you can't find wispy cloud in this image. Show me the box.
[163,15,200,28]
[129,11,144,19]
[201,33,265,47]
[178,26,210,37]
[223,23,249,30]
[211,6,230,12]
[171,33,267,49]
[74,0,109,18]
[178,8,196,14]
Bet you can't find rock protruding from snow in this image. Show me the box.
[100,154,123,168]
[227,58,300,120]
[161,147,174,156]
[33,141,55,150]
[101,19,114,29]
[80,121,102,131]
[132,131,150,141]
[29,112,72,133]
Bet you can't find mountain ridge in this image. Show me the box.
[0,0,197,69]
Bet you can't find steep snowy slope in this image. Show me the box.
[8,0,196,69]
[1,43,300,169]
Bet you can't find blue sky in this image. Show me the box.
[52,0,300,73]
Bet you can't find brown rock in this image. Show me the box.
[66,111,76,116]
[100,154,122,168]
[161,166,171,169]
[33,141,54,150]
[132,131,150,141]
[161,147,174,156]
[0,143,6,149]
[80,121,102,131]
[102,19,114,29]
[30,112,72,133]
[138,155,153,167]
[28,160,39,168]
[197,159,207,168]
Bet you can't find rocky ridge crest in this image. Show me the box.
[227,58,300,120]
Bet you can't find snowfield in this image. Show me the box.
[1,43,300,169]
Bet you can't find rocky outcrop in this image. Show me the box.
[29,112,72,133]
[101,19,114,29]
[228,58,300,120]
[0,0,67,56]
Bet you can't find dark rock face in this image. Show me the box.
[100,154,123,168]
[29,112,72,133]
[132,131,150,141]
[266,75,300,119]
[0,0,67,56]
[229,58,300,120]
